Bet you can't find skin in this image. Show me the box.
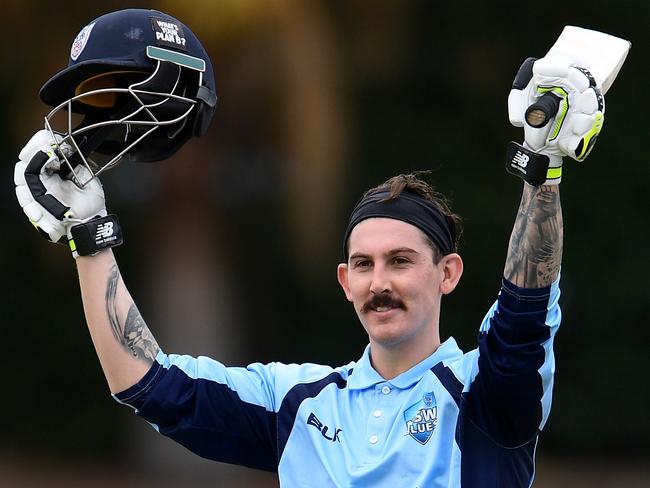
[77,249,159,393]
[75,183,561,392]
[504,184,562,288]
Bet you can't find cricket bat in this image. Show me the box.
[524,26,631,128]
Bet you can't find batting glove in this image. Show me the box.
[506,56,605,186]
[15,130,121,257]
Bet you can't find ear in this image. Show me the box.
[438,253,463,295]
[337,263,353,302]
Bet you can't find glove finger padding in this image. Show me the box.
[508,57,537,128]
[24,148,71,220]
[18,130,61,164]
[15,158,67,243]
[532,58,605,162]
[15,130,107,245]
[557,88,604,161]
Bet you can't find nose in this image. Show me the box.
[369,264,392,295]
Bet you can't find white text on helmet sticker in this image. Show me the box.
[70,22,96,61]
[150,17,187,51]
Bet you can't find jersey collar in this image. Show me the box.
[347,337,463,390]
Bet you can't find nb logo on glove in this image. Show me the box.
[512,152,529,169]
[96,222,114,240]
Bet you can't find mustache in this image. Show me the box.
[361,293,406,313]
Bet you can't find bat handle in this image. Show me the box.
[525,92,561,128]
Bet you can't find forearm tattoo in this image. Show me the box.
[504,185,563,288]
[106,264,160,362]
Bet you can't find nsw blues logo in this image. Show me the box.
[403,391,438,445]
[70,23,95,61]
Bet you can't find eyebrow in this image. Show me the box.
[349,247,419,260]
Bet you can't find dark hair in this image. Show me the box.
[361,172,463,262]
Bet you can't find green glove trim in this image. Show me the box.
[575,112,604,161]
[536,86,569,141]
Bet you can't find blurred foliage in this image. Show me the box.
[1,0,648,471]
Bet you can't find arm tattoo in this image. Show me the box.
[106,265,121,343]
[105,264,160,363]
[504,184,563,288]
[123,304,159,361]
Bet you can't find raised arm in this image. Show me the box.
[14,131,287,469]
[76,250,159,393]
[457,56,604,454]
[504,184,563,288]
[14,130,159,394]
[503,55,605,287]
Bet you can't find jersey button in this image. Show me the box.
[381,385,391,395]
[373,409,382,418]
[369,435,378,444]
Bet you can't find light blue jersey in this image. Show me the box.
[115,278,561,487]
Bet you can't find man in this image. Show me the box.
[14,8,607,487]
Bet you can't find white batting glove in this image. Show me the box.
[507,56,605,185]
[15,130,106,246]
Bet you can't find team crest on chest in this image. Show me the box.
[403,391,438,444]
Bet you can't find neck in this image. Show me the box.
[369,333,441,380]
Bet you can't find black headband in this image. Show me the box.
[343,189,454,260]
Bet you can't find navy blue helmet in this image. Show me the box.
[40,9,217,185]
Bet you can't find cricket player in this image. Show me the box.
[14,8,608,487]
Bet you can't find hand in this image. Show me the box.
[507,56,605,185]
[15,130,106,244]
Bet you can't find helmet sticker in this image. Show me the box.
[150,17,187,51]
[70,22,96,61]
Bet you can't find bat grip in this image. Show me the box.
[525,92,561,128]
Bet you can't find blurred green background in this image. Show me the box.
[1,0,648,486]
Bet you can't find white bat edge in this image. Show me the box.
[546,26,631,94]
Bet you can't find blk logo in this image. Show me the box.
[307,412,342,443]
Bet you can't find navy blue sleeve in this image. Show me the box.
[463,278,561,447]
[113,354,279,472]
[112,353,347,472]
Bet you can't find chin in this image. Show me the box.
[363,317,414,348]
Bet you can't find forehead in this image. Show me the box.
[347,217,429,255]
